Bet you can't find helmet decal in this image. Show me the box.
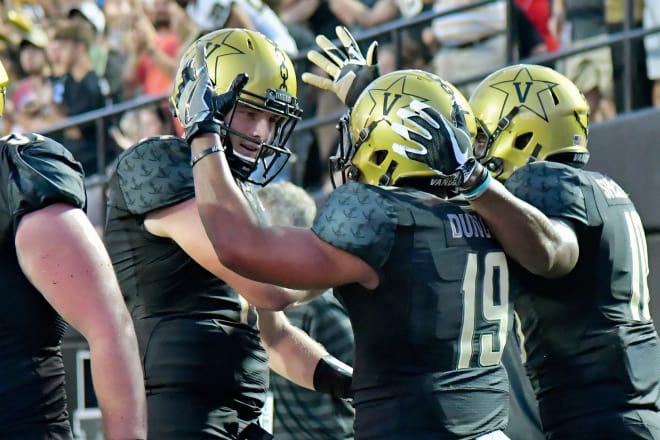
[274,46,290,91]
[470,64,590,181]
[360,74,429,122]
[489,66,560,122]
[205,31,245,63]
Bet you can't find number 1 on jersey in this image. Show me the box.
[625,210,650,321]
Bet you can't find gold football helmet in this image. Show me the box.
[333,69,476,187]
[172,28,302,185]
[469,64,590,181]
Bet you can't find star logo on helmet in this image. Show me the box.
[489,66,559,122]
[204,30,246,67]
[364,75,428,120]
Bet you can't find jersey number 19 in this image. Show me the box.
[457,252,510,369]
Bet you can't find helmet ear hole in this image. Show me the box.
[514,132,533,150]
[370,150,388,166]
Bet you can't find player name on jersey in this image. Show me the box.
[594,177,628,200]
[447,213,492,238]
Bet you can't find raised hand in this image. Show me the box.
[392,99,481,189]
[302,26,379,107]
[171,40,248,143]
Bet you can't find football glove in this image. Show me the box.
[172,40,249,143]
[392,99,481,189]
[302,26,379,107]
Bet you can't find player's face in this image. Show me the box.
[225,103,283,159]
[474,129,489,160]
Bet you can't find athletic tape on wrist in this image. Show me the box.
[462,171,491,201]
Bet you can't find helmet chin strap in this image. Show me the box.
[219,126,254,182]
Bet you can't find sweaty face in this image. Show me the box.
[225,103,283,162]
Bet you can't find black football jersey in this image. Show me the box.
[312,182,513,439]
[104,135,258,326]
[0,133,85,436]
[104,136,269,413]
[505,161,660,429]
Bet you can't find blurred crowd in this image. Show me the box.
[0,0,657,185]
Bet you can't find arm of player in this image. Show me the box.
[394,99,579,278]
[177,41,377,290]
[464,177,580,278]
[145,198,323,309]
[258,309,353,398]
[15,204,147,440]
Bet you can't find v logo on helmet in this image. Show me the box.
[382,93,402,115]
[490,67,559,122]
[513,82,532,102]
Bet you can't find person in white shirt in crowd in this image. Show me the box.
[422,0,507,97]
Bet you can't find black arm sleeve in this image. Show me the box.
[313,354,353,399]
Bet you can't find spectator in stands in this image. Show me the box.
[181,0,253,36]
[259,181,356,440]
[378,35,428,73]
[279,0,344,46]
[46,19,109,175]
[110,103,177,150]
[68,2,123,104]
[122,0,181,99]
[6,27,52,133]
[605,0,652,112]
[553,0,616,122]
[422,0,507,97]
[103,0,138,96]
[515,0,559,55]
[511,1,548,60]
[182,0,297,54]
[644,0,660,107]
[327,0,435,67]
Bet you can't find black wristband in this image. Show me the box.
[313,355,353,399]
[190,145,225,167]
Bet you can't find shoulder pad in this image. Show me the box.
[312,183,397,270]
[506,162,589,226]
[1,133,86,233]
[112,136,194,215]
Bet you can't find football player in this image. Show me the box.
[104,28,353,439]
[0,61,147,437]
[470,64,660,439]
[174,26,518,437]
[405,63,660,439]
[304,26,545,440]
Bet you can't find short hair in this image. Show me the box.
[257,181,317,228]
[53,20,94,48]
